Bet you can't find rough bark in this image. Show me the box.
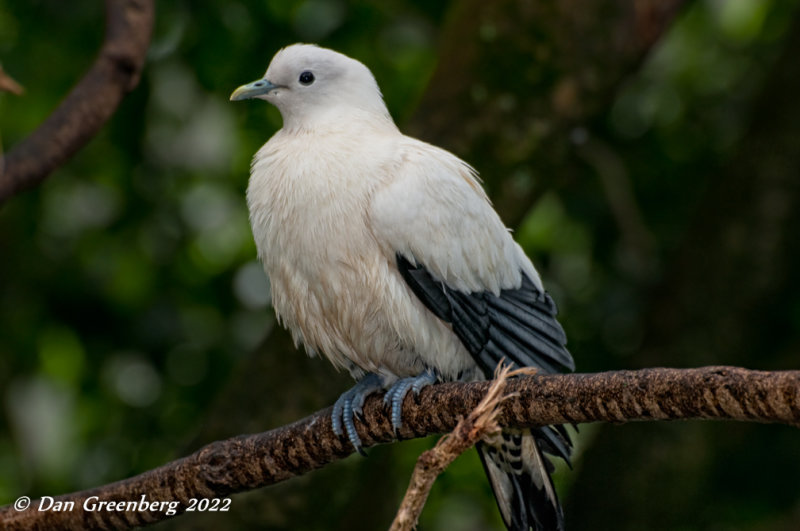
[0,0,153,204]
[1,367,798,530]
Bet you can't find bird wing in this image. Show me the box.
[370,139,574,531]
[368,139,574,375]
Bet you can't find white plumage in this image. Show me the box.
[232,43,573,531]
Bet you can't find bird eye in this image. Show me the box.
[299,71,315,86]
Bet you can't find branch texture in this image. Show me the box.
[0,0,154,204]
[1,367,798,530]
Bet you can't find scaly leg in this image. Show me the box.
[331,373,384,455]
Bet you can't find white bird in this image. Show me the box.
[231,44,574,531]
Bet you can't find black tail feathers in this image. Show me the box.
[477,429,568,531]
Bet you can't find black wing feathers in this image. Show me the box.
[397,257,452,322]
[396,253,574,375]
[397,253,574,531]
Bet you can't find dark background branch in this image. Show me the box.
[406,0,687,228]
[0,0,153,204]
[2,367,798,530]
[0,65,24,96]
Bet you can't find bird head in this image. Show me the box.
[230,44,392,131]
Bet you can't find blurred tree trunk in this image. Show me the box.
[565,10,800,531]
[175,1,687,529]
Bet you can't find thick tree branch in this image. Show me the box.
[0,0,154,204]
[1,366,798,530]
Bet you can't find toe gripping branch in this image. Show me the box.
[383,370,438,432]
[331,369,439,455]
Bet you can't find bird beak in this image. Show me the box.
[230,78,280,101]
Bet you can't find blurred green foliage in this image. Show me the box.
[0,0,452,524]
[1,1,799,530]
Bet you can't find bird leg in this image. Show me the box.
[382,369,438,433]
[331,372,385,455]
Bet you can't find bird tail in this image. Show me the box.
[477,426,571,531]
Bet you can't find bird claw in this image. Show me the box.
[331,373,384,455]
[382,369,438,433]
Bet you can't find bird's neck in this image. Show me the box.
[280,105,399,136]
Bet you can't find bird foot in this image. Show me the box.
[331,373,384,455]
[382,369,438,433]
